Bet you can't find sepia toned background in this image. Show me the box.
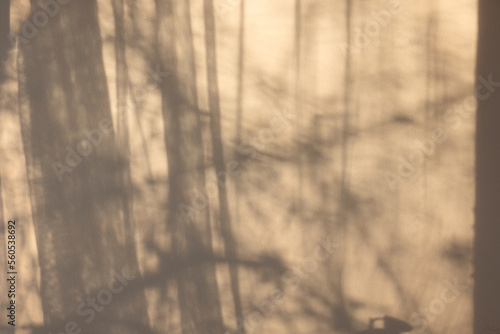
[0,0,491,333]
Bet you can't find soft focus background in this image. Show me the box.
[0,0,477,333]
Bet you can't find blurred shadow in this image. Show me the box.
[356,316,412,334]
[19,1,149,332]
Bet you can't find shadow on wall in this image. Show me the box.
[357,316,412,334]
